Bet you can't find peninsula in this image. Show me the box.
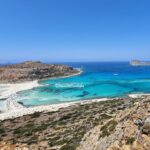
[0,61,80,83]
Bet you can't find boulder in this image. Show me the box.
[142,116,150,135]
[134,119,143,127]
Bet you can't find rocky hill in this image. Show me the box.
[0,96,150,150]
[0,61,79,83]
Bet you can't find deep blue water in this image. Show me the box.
[17,62,150,106]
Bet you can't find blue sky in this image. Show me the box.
[0,0,150,62]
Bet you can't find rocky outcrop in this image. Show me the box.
[142,116,150,135]
[77,96,150,150]
[0,61,80,83]
[106,97,150,150]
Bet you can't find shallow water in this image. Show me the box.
[0,101,7,112]
[16,62,150,106]
[0,86,8,111]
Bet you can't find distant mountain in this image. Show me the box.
[130,60,150,66]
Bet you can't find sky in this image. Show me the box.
[0,0,150,62]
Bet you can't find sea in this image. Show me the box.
[14,62,150,107]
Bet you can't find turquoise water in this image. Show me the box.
[17,62,150,106]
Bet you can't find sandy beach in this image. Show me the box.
[0,82,148,121]
[0,78,148,121]
[0,80,39,100]
[128,93,150,98]
[0,70,84,120]
[0,68,82,100]
[0,68,149,121]
[0,97,111,120]
[0,79,111,121]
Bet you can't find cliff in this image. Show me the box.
[130,60,150,66]
[0,61,79,83]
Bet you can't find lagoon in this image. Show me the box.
[17,62,150,106]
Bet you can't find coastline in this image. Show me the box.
[0,69,149,121]
[39,68,82,81]
[0,69,82,100]
[0,70,83,120]
[0,92,148,121]
[128,93,150,98]
[0,80,40,100]
[0,97,110,121]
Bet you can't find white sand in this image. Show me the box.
[5,94,25,111]
[128,93,150,98]
[0,69,82,100]
[0,76,148,121]
[0,80,40,114]
[0,69,148,121]
[0,97,110,121]
[0,80,39,99]
[0,70,85,120]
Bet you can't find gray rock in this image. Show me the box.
[142,116,150,135]
[134,119,143,127]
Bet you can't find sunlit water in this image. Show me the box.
[16,62,150,106]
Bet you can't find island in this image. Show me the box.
[0,61,80,83]
[130,60,150,66]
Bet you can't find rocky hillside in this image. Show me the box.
[0,61,79,83]
[0,96,150,150]
[79,96,150,150]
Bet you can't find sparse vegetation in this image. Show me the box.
[99,120,118,138]
[0,98,127,149]
[0,128,5,134]
[126,137,135,145]
[31,112,41,118]
[0,61,79,83]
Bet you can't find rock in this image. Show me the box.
[134,119,143,127]
[142,116,150,135]
[107,144,121,150]
[147,106,150,113]
[117,105,126,110]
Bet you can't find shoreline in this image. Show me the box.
[0,97,110,121]
[39,68,82,81]
[0,80,40,100]
[0,93,149,121]
[0,69,82,100]
[0,69,149,121]
[0,70,83,119]
[128,93,150,98]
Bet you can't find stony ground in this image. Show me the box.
[0,96,150,150]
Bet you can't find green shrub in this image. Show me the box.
[99,120,117,138]
[31,112,41,118]
[0,128,5,134]
[126,137,135,145]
